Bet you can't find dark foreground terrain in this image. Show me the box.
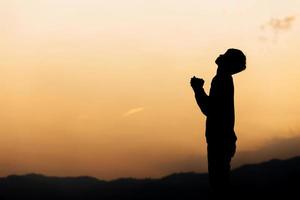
[0,156,299,200]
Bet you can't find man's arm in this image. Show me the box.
[194,87,209,116]
[190,76,209,116]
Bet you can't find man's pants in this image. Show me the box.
[207,141,236,192]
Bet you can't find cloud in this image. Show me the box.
[122,107,144,117]
[261,15,296,31]
[156,134,300,174]
[155,153,207,175]
[233,134,300,167]
[258,15,296,42]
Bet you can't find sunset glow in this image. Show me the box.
[0,0,300,179]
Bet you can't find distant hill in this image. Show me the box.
[0,156,299,200]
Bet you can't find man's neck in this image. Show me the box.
[216,67,231,77]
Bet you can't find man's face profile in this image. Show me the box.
[215,49,246,75]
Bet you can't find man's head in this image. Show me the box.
[215,48,246,75]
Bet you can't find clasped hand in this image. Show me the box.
[190,76,204,91]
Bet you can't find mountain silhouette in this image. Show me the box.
[0,156,299,200]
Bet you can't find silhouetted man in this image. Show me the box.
[190,49,246,194]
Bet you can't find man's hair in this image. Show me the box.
[225,48,246,74]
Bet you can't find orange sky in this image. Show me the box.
[0,0,300,179]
